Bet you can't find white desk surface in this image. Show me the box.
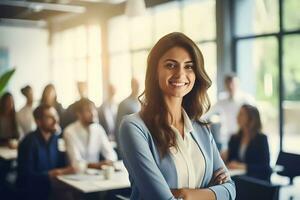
[58,161,130,193]
[229,168,246,177]
[0,146,17,160]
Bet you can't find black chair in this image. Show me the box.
[276,151,300,185]
[233,175,280,200]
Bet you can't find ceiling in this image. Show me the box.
[0,0,173,28]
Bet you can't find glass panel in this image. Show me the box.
[237,37,279,164]
[108,16,130,53]
[284,0,300,31]
[183,0,216,41]
[61,29,75,60]
[235,0,279,36]
[87,58,103,107]
[87,24,101,56]
[154,1,181,41]
[53,59,76,108]
[132,50,148,93]
[109,53,131,103]
[74,26,87,58]
[130,12,153,50]
[283,35,300,154]
[75,58,88,82]
[197,42,217,104]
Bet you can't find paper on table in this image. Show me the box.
[62,174,103,181]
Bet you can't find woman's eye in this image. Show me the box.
[165,63,176,69]
[185,64,194,70]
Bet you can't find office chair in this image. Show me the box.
[276,151,300,185]
[233,175,280,200]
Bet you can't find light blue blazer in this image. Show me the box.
[119,113,236,200]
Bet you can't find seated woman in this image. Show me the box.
[119,32,235,200]
[225,104,272,181]
[0,92,21,146]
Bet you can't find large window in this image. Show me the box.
[235,0,279,36]
[51,24,103,107]
[234,0,300,159]
[236,37,279,162]
[283,35,300,154]
[108,0,217,103]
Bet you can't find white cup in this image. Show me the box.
[9,139,18,148]
[75,161,87,174]
[57,138,66,152]
[102,165,114,180]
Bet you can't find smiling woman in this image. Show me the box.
[158,47,196,99]
[119,32,236,200]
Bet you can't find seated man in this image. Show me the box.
[17,104,74,200]
[64,98,117,170]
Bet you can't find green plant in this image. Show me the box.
[0,68,16,96]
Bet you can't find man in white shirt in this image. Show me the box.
[203,74,255,152]
[63,98,117,170]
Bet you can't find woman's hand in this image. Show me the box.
[171,188,185,199]
[171,188,216,200]
[227,161,246,170]
[208,167,229,186]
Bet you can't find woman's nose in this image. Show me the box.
[174,65,185,77]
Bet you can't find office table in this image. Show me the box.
[57,161,130,194]
[0,146,17,160]
[229,168,246,177]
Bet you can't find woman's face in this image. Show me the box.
[157,47,196,99]
[237,107,249,129]
[5,96,14,113]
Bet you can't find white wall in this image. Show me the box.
[0,26,50,110]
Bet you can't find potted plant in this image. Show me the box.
[0,68,16,96]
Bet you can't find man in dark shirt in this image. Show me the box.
[17,104,74,200]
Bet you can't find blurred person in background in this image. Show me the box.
[0,92,22,196]
[64,98,117,171]
[61,81,88,129]
[0,92,21,146]
[17,85,36,135]
[40,84,64,125]
[203,74,255,153]
[115,78,140,152]
[17,104,74,200]
[98,83,117,141]
[224,104,272,182]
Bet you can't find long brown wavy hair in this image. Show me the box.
[41,84,58,106]
[237,104,263,139]
[139,32,212,157]
[0,92,19,139]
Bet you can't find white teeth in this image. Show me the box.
[170,82,187,87]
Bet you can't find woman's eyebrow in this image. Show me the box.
[164,59,193,63]
[164,59,178,63]
[185,61,194,64]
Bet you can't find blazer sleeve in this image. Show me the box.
[119,118,179,200]
[247,135,271,175]
[206,126,236,200]
[227,135,238,162]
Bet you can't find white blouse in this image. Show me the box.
[169,109,206,188]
